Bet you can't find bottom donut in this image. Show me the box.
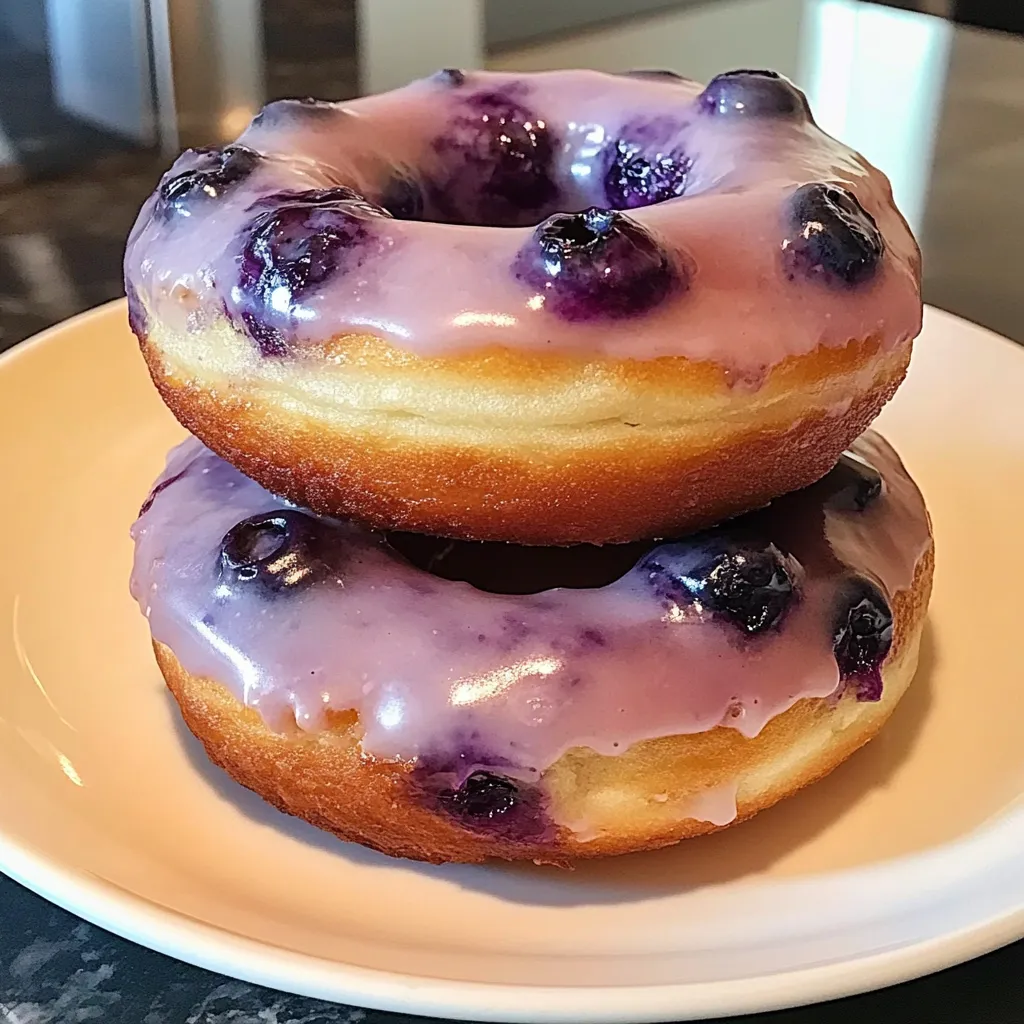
[132,433,933,865]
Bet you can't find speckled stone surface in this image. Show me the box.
[0,154,164,351]
[0,1,1023,1021]
[0,881,376,1023]
[0,872,1020,1023]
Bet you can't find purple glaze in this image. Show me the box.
[131,432,929,807]
[124,69,921,367]
[125,279,148,339]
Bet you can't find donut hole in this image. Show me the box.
[385,533,651,594]
[380,118,693,229]
[381,87,565,229]
[379,173,570,229]
[377,87,692,228]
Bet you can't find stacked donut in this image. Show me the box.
[126,68,932,864]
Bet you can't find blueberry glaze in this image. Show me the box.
[125,278,148,339]
[620,69,688,82]
[125,69,922,368]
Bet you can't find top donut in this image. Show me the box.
[125,68,922,545]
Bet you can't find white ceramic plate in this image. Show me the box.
[0,302,1022,1022]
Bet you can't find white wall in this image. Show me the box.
[44,0,154,142]
[358,0,483,94]
[799,0,952,235]
[488,0,805,83]
[485,0,697,49]
[2,0,50,55]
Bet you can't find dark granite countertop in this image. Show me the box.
[0,876,1021,1022]
[0,1,1022,1020]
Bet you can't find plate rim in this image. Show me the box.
[2,821,1022,1023]
[0,299,1021,1022]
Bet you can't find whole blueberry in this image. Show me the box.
[605,137,691,209]
[783,182,884,288]
[218,510,339,595]
[154,145,260,221]
[699,69,809,118]
[429,91,557,226]
[643,540,796,634]
[826,451,884,511]
[513,207,678,320]
[230,187,389,355]
[832,576,893,697]
[440,771,520,820]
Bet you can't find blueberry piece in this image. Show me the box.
[229,187,389,355]
[429,91,557,226]
[605,137,690,210]
[154,145,260,221]
[218,510,338,595]
[252,97,339,127]
[441,771,519,820]
[643,541,796,634]
[513,207,677,320]
[433,68,466,87]
[699,69,809,118]
[832,577,893,697]
[826,451,884,511]
[783,182,884,288]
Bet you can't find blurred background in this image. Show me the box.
[0,0,1021,352]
